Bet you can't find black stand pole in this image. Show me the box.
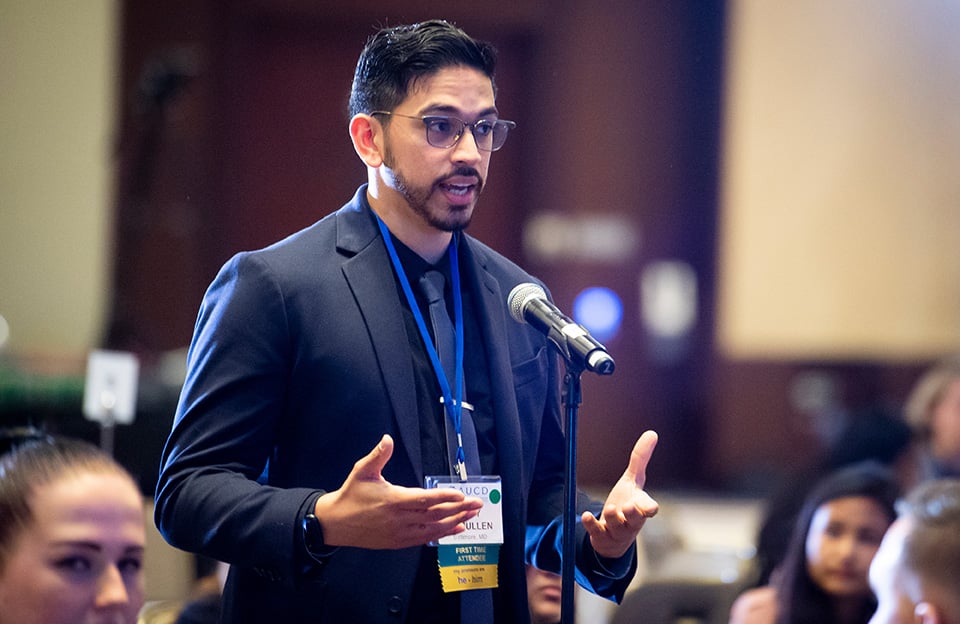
[99,394,116,457]
[560,366,582,624]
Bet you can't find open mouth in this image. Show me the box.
[440,183,474,196]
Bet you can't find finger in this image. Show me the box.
[596,505,643,544]
[601,502,627,527]
[618,500,658,526]
[351,434,394,481]
[399,508,480,546]
[581,510,601,534]
[428,507,481,535]
[636,490,659,517]
[410,521,468,547]
[608,491,659,525]
[420,498,484,522]
[622,430,658,485]
[391,487,473,512]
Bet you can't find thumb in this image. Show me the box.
[623,430,658,485]
[352,434,394,481]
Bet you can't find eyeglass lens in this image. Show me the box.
[424,117,512,151]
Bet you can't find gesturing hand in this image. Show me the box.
[582,430,659,560]
[313,434,483,549]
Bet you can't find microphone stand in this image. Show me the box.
[560,364,582,624]
[524,299,613,624]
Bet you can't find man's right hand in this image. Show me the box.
[313,434,483,549]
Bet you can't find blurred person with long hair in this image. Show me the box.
[730,462,899,624]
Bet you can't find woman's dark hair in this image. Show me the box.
[774,461,899,624]
[348,19,498,118]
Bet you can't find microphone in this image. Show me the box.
[507,283,615,375]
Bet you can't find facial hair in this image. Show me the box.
[383,148,483,232]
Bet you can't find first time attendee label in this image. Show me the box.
[425,476,503,591]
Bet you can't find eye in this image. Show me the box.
[857,528,886,546]
[56,555,93,574]
[823,523,845,539]
[473,120,495,137]
[426,117,456,136]
[118,555,144,576]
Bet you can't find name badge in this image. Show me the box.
[425,476,503,592]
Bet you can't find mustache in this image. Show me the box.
[438,167,483,184]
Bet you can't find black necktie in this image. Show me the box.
[418,270,481,479]
[419,270,493,623]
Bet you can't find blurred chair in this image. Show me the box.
[610,580,744,624]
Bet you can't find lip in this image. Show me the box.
[444,174,479,186]
[437,181,478,205]
[539,586,561,601]
[826,568,862,583]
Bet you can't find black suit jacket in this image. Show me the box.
[155,186,635,622]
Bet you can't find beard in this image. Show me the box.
[383,150,483,232]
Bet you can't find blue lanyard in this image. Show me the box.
[375,215,467,477]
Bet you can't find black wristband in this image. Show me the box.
[302,512,326,556]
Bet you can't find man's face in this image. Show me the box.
[377,65,496,233]
[868,518,918,624]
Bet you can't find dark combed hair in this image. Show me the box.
[775,461,900,624]
[348,19,498,118]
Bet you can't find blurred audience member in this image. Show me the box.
[729,462,899,624]
[905,355,960,480]
[755,407,916,586]
[527,564,563,624]
[525,562,617,624]
[173,557,227,624]
[868,478,960,624]
[0,432,146,624]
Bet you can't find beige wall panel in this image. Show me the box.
[718,1,960,359]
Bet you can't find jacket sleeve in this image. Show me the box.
[154,252,317,580]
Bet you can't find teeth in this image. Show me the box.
[443,184,470,195]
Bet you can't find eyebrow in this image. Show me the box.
[52,540,145,555]
[419,104,500,119]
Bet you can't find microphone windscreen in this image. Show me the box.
[507,282,547,323]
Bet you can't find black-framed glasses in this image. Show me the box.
[371,111,516,152]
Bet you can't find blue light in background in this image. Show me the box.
[572,286,623,342]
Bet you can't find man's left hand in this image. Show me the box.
[582,430,659,560]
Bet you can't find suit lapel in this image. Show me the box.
[337,194,423,481]
[333,194,527,493]
[460,240,524,497]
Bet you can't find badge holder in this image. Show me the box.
[425,475,503,592]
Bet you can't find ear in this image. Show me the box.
[914,601,940,624]
[350,114,384,168]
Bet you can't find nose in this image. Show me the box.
[838,535,866,566]
[451,127,483,164]
[95,565,131,608]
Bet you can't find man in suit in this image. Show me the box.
[155,19,658,623]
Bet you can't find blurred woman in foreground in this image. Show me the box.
[0,432,146,624]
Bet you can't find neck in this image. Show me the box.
[366,186,452,264]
